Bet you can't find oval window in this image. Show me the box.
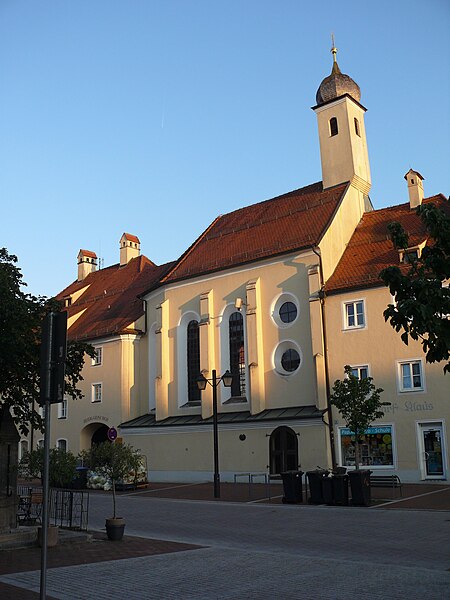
[279,301,297,324]
[281,349,301,372]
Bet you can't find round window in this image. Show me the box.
[281,349,301,372]
[279,301,297,324]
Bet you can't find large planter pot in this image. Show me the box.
[38,525,59,547]
[349,469,372,506]
[105,517,125,541]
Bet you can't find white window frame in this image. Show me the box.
[349,364,370,380]
[56,438,68,452]
[58,397,68,419]
[272,340,303,377]
[343,299,366,330]
[92,382,103,403]
[92,346,103,366]
[271,292,300,329]
[397,359,425,393]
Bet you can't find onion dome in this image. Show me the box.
[316,44,361,105]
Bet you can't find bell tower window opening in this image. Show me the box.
[229,312,246,397]
[354,117,360,137]
[329,117,338,136]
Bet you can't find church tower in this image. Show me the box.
[313,43,371,194]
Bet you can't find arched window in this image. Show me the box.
[229,312,246,397]
[330,117,338,136]
[187,320,201,404]
[354,117,360,137]
[269,426,299,475]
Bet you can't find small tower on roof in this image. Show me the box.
[77,249,97,282]
[120,233,140,266]
[313,39,371,194]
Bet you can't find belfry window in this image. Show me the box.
[330,117,338,136]
[229,312,246,397]
[354,117,360,137]
[187,320,201,404]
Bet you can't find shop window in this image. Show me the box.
[339,426,394,468]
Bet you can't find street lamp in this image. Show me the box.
[196,369,233,498]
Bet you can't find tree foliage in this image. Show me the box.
[85,441,143,518]
[0,248,95,433]
[380,202,450,373]
[330,366,387,469]
[19,447,78,488]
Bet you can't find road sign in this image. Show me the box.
[107,427,118,441]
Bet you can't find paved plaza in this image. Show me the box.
[1,483,449,599]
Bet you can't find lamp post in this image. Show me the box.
[196,369,233,499]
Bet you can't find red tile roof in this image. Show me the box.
[162,182,349,283]
[78,249,97,259]
[122,233,140,244]
[325,195,449,294]
[57,255,174,342]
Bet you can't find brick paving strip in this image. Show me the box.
[0,532,204,600]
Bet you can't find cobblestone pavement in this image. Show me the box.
[2,486,449,599]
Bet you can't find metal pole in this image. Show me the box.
[212,370,220,498]
[40,312,54,600]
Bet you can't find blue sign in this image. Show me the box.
[340,426,391,436]
[107,427,118,441]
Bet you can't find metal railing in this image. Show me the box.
[17,486,89,531]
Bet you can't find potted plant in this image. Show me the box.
[330,366,388,506]
[86,441,143,540]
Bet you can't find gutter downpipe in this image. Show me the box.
[311,246,337,470]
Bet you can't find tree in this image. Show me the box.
[330,366,387,470]
[0,248,95,434]
[380,202,450,373]
[19,447,78,488]
[85,441,143,518]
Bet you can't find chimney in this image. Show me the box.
[120,233,140,266]
[77,250,97,281]
[404,169,424,209]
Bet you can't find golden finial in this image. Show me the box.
[331,33,337,63]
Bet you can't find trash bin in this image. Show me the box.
[332,474,349,506]
[280,470,304,504]
[306,470,328,504]
[322,476,334,505]
[349,469,372,506]
[72,466,89,490]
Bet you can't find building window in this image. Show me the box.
[56,439,67,452]
[350,365,369,380]
[330,117,338,136]
[339,426,394,468]
[19,440,29,460]
[354,117,360,137]
[229,312,246,397]
[92,347,103,366]
[279,301,297,324]
[273,340,302,376]
[344,300,365,329]
[37,439,44,449]
[187,320,201,404]
[58,397,68,419]
[398,360,424,392]
[92,383,102,403]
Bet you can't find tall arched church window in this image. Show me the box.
[187,320,201,403]
[269,426,299,475]
[229,312,246,397]
[330,117,338,136]
[354,117,360,137]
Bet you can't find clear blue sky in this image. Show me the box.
[1,0,449,297]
